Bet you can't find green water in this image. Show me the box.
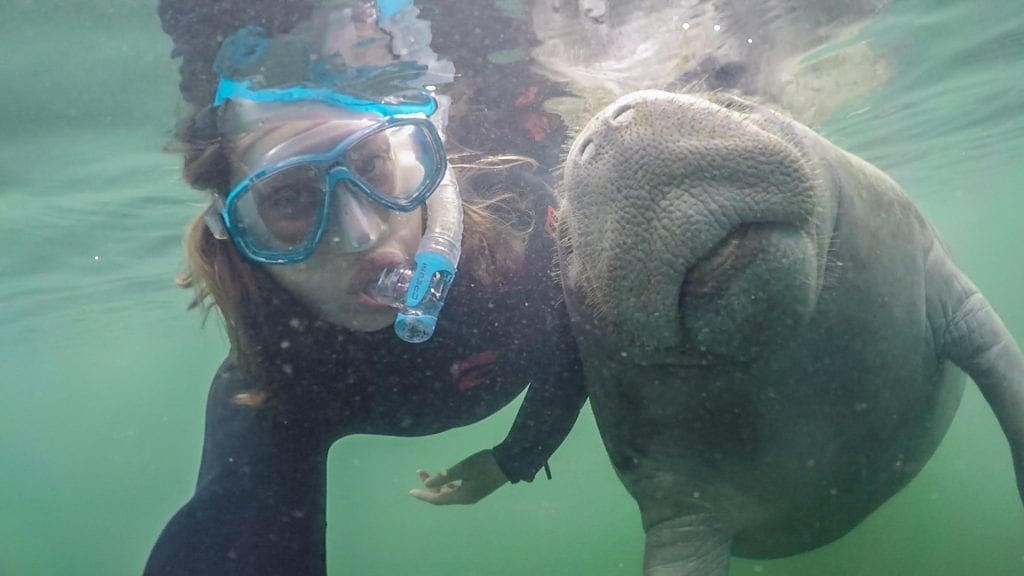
[1,1,1022,574]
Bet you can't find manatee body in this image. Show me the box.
[555,90,1024,575]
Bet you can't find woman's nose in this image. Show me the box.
[325,183,389,253]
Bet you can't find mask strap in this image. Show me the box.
[376,0,412,22]
[203,197,230,240]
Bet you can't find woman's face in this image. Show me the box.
[231,117,425,332]
[264,203,423,332]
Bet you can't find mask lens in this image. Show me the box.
[345,123,441,206]
[231,164,327,253]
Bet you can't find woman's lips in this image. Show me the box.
[353,251,408,309]
[358,291,395,309]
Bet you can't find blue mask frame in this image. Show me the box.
[213,114,447,265]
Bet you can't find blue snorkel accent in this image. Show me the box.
[393,251,457,343]
[376,0,413,21]
[405,252,452,307]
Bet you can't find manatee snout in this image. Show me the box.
[557,90,831,361]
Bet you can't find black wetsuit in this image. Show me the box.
[143,175,587,576]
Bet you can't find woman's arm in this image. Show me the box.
[490,305,588,483]
[411,171,589,503]
[144,358,331,576]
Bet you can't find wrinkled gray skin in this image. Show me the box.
[556,90,1024,575]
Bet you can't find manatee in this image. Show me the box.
[554,90,1024,575]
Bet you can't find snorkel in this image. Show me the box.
[210,1,462,343]
[372,94,462,343]
[366,1,463,343]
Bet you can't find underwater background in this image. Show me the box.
[1,0,1022,574]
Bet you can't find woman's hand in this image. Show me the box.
[409,449,509,505]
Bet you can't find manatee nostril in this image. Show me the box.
[610,105,635,126]
[578,139,596,164]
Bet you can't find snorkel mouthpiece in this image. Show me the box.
[372,251,456,343]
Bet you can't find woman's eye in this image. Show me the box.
[269,186,316,211]
[348,133,393,186]
[355,154,385,177]
[273,190,299,208]
[270,190,296,207]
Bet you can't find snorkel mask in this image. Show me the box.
[206,1,461,343]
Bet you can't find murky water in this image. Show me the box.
[1,1,1021,574]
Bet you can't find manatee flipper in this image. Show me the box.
[933,249,1024,504]
[644,516,731,576]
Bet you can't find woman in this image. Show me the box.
[145,3,586,575]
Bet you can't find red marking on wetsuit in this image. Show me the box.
[544,206,558,240]
[514,85,542,108]
[521,111,560,142]
[451,350,499,391]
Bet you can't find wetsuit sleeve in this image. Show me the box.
[490,171,589,483]
[491,309,588,483]
[144,357,332,576]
